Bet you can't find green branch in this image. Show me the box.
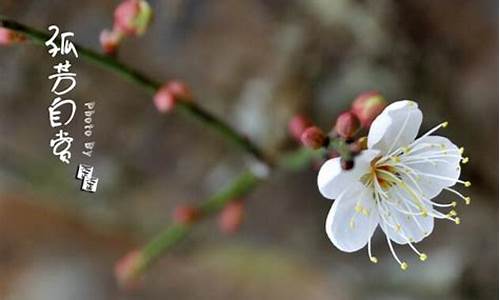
[0,17,271,166]
[1,17,354,280]
[139,171,260,272]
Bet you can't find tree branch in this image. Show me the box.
[1,17,354,279]
[0,17,271,166]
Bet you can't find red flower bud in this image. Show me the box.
[172,204,200,225]
[218,200,244,234]
[0,28,25,45]
[113,0,152,36]
[153,81,192,113]
[300,126,327,149]
[288,114,313,141]
[351,90,387,128]
[115,250,144,290]
[99,29,123,55]
[334,111,360,138]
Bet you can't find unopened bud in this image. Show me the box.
[99,29,123,55]
[341,159,354,170]
[153,81,192,113]
[218,200,244,234]
[351,90,387,128]
[172,204,200,225]
[300,126,327,150]
[115,250,144,290]
[0,28,25,45]
[288,114,313,141]
[334,111,360,138]
[114,0,152,36]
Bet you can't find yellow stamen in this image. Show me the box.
[459,147,464,154]
[464,197,471,205]
[454,217,461,225]
[370,257,378,264]
[442,121,448,128]
[464,181,471,187]
[400,262,409,270]
[419,253,428,261]
[461,157,469,164]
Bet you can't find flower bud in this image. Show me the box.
[99,29,123,55]
[153,81,192,113]
[0,28,25,45]
[300,126,327,149]
[288,115,313,141]
[341,159,354,170]
[334,111,360,139]
[218,200,244,234]
[172,204,200,225]
[113,0,152,36]
[115,250,144,289]
[351,90,387,128]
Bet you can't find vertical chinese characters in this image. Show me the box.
[46,25,78,164]
[45,25,99,193]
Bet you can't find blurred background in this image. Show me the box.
[0,0,498,299]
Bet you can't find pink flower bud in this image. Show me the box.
[113,0,152,36]
[351,90,387,128]
[0,28,25,45]
[288,115,313,141]
[99,29,122,55]
[218,200,244,234]
[172,204,200,225]
[300,126,327,149]
[153,81,192,113]
[334,111,360,138]
[115,250,144,290]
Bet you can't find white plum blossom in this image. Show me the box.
[317,100,470,270]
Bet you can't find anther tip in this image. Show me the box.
[419,253,428,261]
[454,217,461,225]
[465,197,471,205]
[464,181,471,187]
[461,157,469,164]
[442,121,449,128]
[452,201,457,207]
[459,147,464,154]
[400,262,409,270]
[370,257,378,264]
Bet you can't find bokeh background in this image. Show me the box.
[0,0,498,299]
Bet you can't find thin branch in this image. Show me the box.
[0,17,271,166]
[138,171,260,272]
[1,17,354,279]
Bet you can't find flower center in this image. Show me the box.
[361,156,401,191]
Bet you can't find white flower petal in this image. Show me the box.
[368,100,423,153]
[325,183,379,252]
[403,135,461,199]
[317,149,380,199]
[379,185,434,245]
